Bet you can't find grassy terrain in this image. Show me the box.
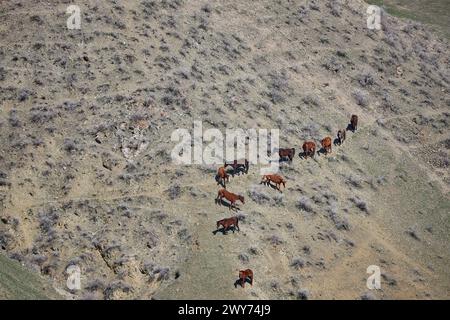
[0,253,61,299]
[366,0,450,38]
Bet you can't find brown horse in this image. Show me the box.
[278,148,295,162]
[321,137,332,154]
[350,114,358,132]
[238,269,253,288]
[216,189,245,210]
[216,216,239,234]
[302,141,316,159]
[337,129,346,145]
[216,166,230,188]
[261,174,286,191]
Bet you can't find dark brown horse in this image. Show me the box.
[224,159,249,176]
[278,148,295,162]
[216,216,239,234]
[337,129,346,145]
[302,141,316,159]
[350,114,358,132]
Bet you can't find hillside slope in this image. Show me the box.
[0,253,60,299]
[0,0,449,299]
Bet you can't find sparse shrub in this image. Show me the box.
[167,184,181,200]
[85,279,105,292]
[18,89,31,101]
[273,194,284,206]
[302,246,311,255]
[309,1,320,11]
[270,281,279,290]
[103,281,132,300]
[406,229,420,241]
[353,90,369,107]
[381,273,397,286]
[361,292,376,300]
[328,202,350,230]
[8,109,20,127]
[350,197,369,214]
[30,254,48,266]
[63,139,78,152]
[302,94,320,107]
[290,258,305,270]
[327,1,341,17]
[0,67,6,81]
[323,56,343,73]
[345,174,363,188]
[248,185,271,205]
[267,235,283,246]
[238,253,249,263]
[177,228,191,243]
[38,208,59,233]
[296,289,309,300]
[0,231,13,250]
[358,73,375,87]
[30,106,56,124]
[297,196,313,212]
[154,267,170,281]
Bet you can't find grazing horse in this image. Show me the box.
[337,129,346,145]
[302,141,316,159]
[350,114,358,132]
[238,269,253,288]
[321,137,332,154]
[216,188,245,210]
[216,166,230,188]
[261,174,286,191]
[278,148,295,162]
[224,159,249,176]
[216,216,239,234]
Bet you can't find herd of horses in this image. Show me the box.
[211,115,358,288]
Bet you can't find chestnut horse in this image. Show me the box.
[321,137,332,154]
[302,141,316,159]
[261,174,286,191]
[216,166,230,188]
[238,269,253,288]
[216,188,245,210]
[216,216,239,234]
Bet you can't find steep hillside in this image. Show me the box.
[0,253,61,299]
[0,0,449,299]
